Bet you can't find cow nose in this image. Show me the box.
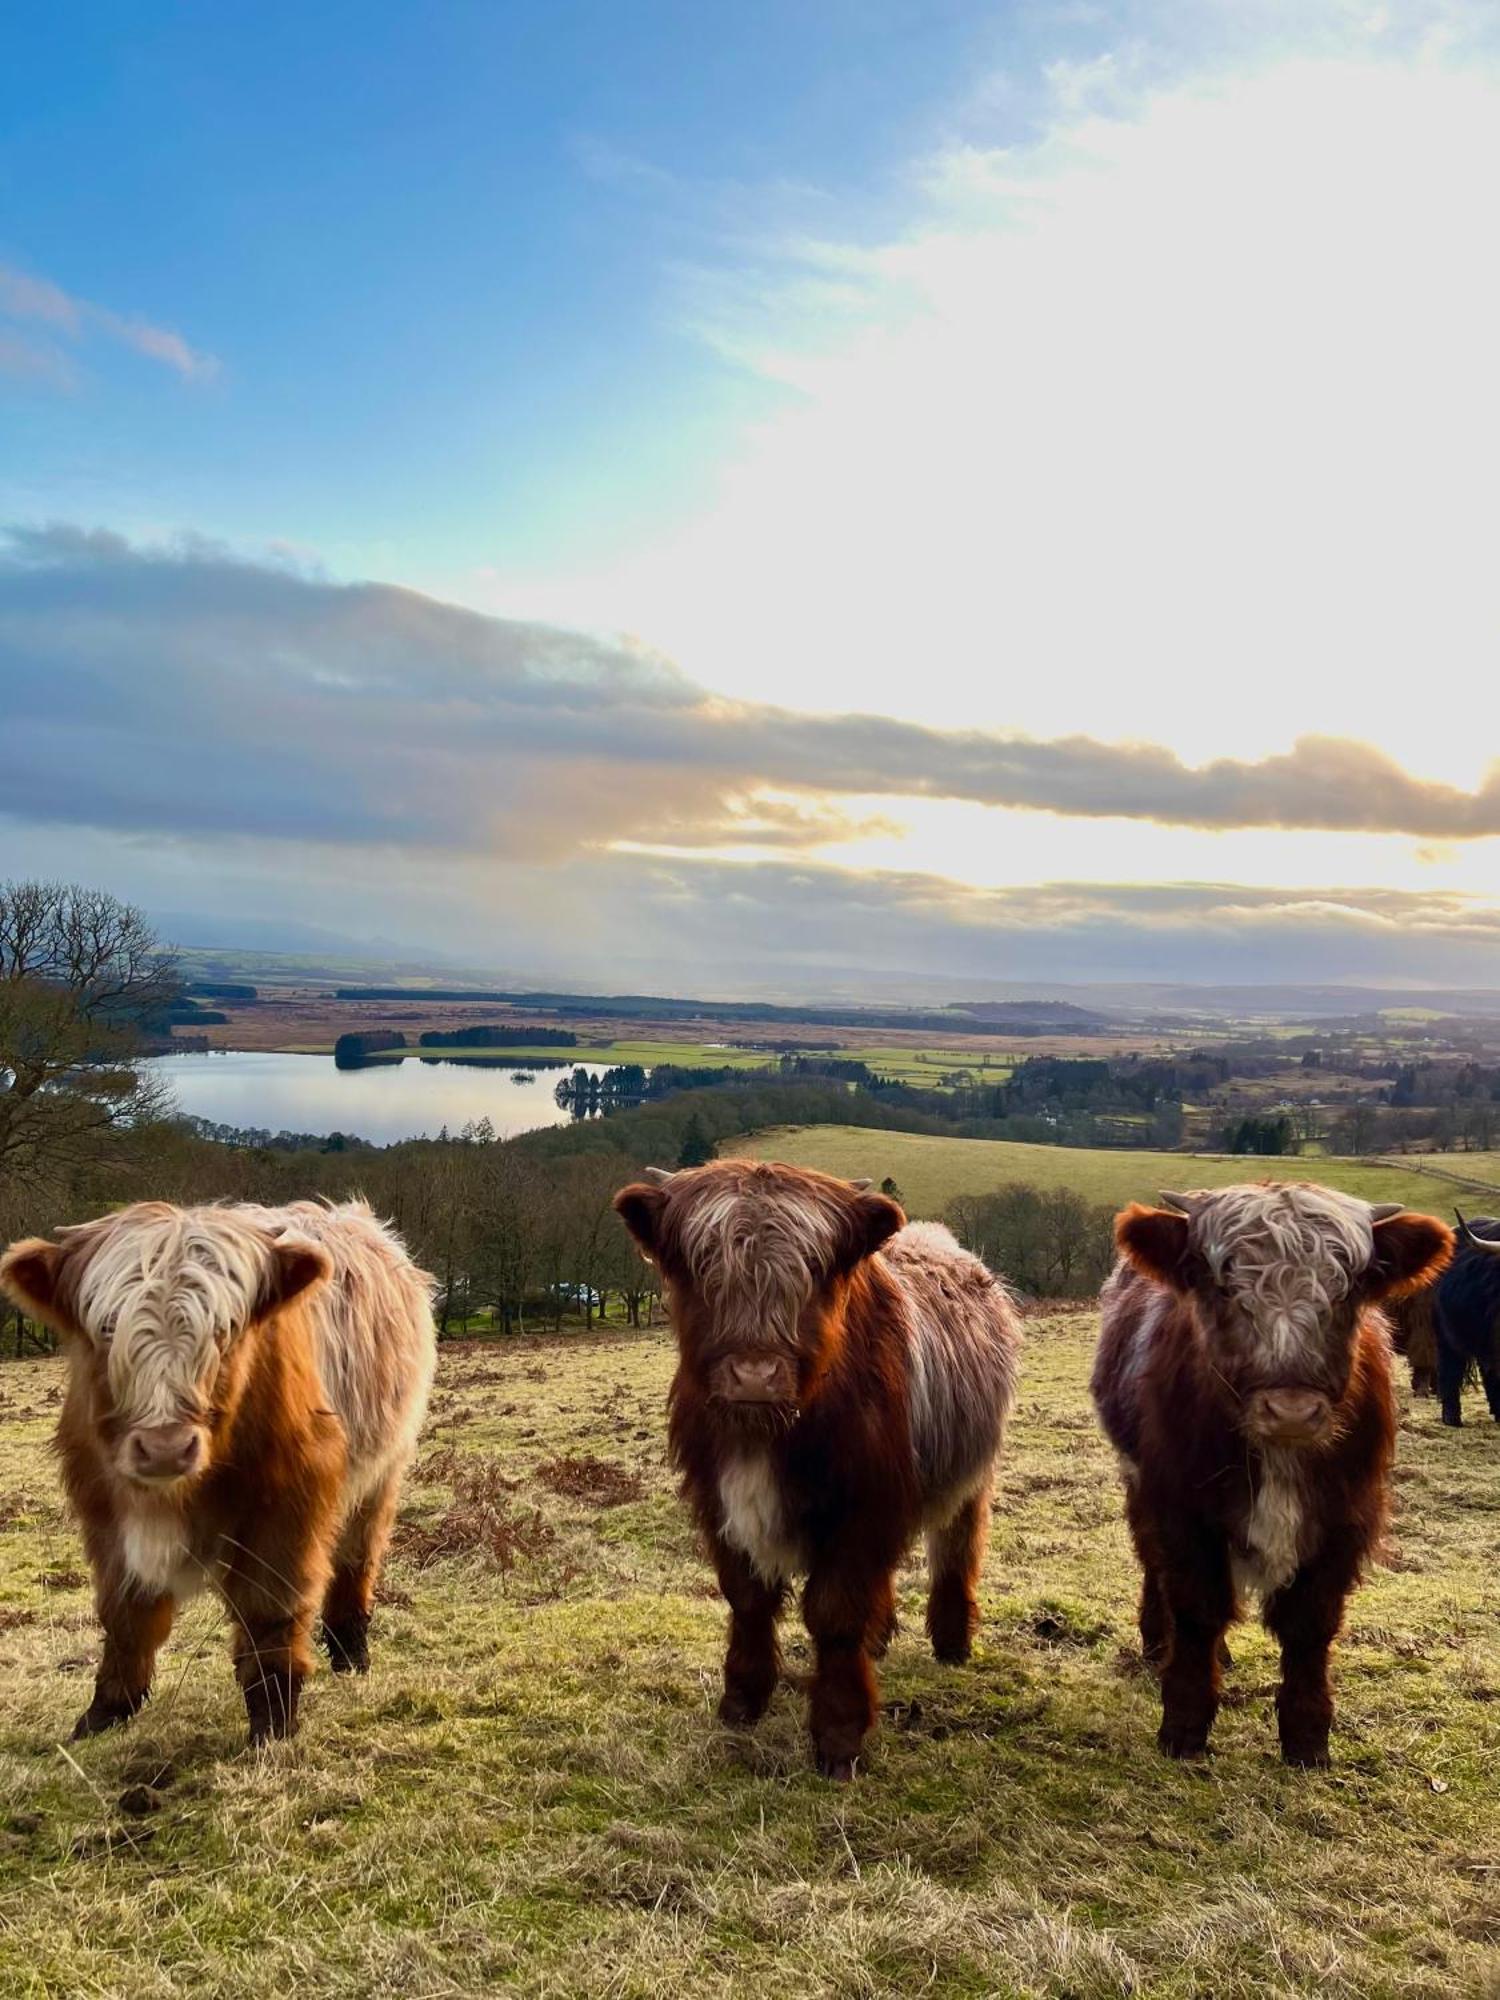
[1259,1389,1329,1431]
[729,1355,784,1396]
[128,1424,202,1480]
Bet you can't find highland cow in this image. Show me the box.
[0,1199,434,1745]
[1092,1182,1451,1766]
[1432,1212,1500,1426]
[613,1159,1021,1780]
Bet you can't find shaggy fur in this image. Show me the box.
[1092,1181,1451,1767]
[1432,1214,1500,1425]
[1387,1285,1439,1398]
[0,1199,435,1745]
[615,1159,1021,1780]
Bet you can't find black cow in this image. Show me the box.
[1433,1212,1500,1427]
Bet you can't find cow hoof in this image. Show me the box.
[1281,1743,1331,1769]
[815,1753,857,1782]
[323,1638,369,1676]
[247,1717,300,1749]
[718,1686,771,1727]
[1157,1724,1211,1761]
[71,1700,136,1741]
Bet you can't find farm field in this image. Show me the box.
[179,989,1170,1064]
[1,1319,1498,1997]
[1372,1154,1500,1206]
[729,1126,1500,1219]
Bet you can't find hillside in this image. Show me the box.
[0,1321,1494,1996]
[727,1126,1491,1220]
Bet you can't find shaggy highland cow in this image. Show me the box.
[0,1199,434,1745]
[1432,1212,1500,1426]
[1387,1282,1439,1399]
[1092,1182,1451,1766]
[613,1159,1021,1780]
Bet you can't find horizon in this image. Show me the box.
[7,2,1500,991]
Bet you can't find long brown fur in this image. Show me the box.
[615,1161,1020,1779]
[0,1200,434,1746]
[1092,1184,1451,1766]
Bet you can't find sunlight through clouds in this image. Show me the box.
[553,47,1500,802]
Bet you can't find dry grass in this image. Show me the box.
[1,1320,1497,1997]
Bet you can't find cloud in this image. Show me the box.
[551,23,1500,807]
[562,859,1500,990]
[0,331,77,391]
[0,262,218,384]
[4,527,1500,867]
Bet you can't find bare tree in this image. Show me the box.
[0,882,179,1198]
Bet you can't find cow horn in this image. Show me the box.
[1368,1202,1405,1221]
[1158,1190,1199,1214]
[849,1178,874,1192]
[641,1167,678,1187]
[1456,1208,1500,1252]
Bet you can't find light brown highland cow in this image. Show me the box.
[0,1199,434,1745]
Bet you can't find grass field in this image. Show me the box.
[730,1126,1500,1219]
[2,1319,1498,1997]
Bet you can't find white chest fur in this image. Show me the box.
[121,1511,206,1603]
[1233,1451,1307,1599]
[718,1455,803,1585]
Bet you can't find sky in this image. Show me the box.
[5,0,1500,994]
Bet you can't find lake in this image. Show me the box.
[144,1049,624,1147]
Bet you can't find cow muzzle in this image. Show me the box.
[124,1423,206,1485]
[1245,1387,1333,1446]
[710,1353,799,1406]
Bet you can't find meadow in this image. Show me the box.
[730,1126,1500,1221]
[1,1314,1497,1997]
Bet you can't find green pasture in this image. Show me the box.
[729,1125,1498,1218]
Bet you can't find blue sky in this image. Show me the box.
[6,2,1500,991]
[3,2,1006,576]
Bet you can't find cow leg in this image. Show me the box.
[1138,1568,1169,1671]
[925,1479,990,1665]
[803,1563,890,1780]
[1436,1338,1466,1427]
[1480,1360,1500,1424]
[1154,1531,1235,1760]
[1264,1542,1360,1768]
[867,1595,899,1661]
[74,1583,175,1739]
[223,1525,336,1746]
[710,1536,785,1727]
[321,1472,402,1674]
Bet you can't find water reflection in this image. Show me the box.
[144,1049,625,1147]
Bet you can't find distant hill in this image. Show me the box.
[949,1000,1111,1029]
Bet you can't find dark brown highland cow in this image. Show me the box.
[1092,1182,1451,1766]
[0,1200,434,1746]
[1388,1283,1439,1398]
[614,1159,1021,1780]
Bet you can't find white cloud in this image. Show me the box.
[485,32,1500,801]
[0,261,218,384]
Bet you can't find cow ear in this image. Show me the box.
[256,1237,332,1320]
[614,1184,667,1259]
[838,1192,905,1268]
[1368,1212,1453,1301]
[1116,1204,1192,1289]
[0,1239,79,1337]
